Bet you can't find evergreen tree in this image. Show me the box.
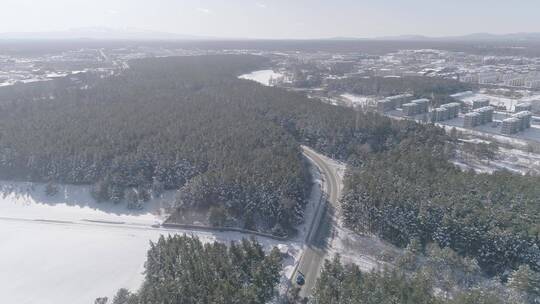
[111,235,282,304]
[508,265,540,302]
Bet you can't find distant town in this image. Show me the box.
[239,48,540,144]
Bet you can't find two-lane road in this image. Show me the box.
[295,146,343,299]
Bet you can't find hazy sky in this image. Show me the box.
[1,0,540,39]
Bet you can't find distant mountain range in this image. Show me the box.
[368,32,540,42]
[0,27,215,40]
[1,28,540,42]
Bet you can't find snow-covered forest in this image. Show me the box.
[104,235,283,304]
[0,55,311,235]
[311,254,538,304]
[340,127,540,286]
[2,54,539,303]
[0,55,441,236]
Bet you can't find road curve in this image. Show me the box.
[294,146,342,299]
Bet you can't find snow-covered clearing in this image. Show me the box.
[2,219,162,304]
[0,182,173,225]
[239,69,284,86]
[452,143,540,175]
[340,93,376,108]
[328,227,401,272]
[0,181,303,304]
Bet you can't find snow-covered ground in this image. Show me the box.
[328,227,400,272]
[340,93,376,108]
[314,154,403,272]
[2,219,162,304]
[0,182,173,225]
[327,205,400,272]
[0,181,303,304]
[452,142,540,175]
[238,69,284,86]
[0,70,95,88]
[0,182,171,303]
[2,218,300,304]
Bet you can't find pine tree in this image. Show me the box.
[508,264,540,300]
[45,182,59,196]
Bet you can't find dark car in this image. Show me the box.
[296,272,305,286]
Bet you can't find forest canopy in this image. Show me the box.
[0,54,431,236]
[341,134,540,278]
[106,235,282,304]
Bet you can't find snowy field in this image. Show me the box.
[328,226,400,272]
[0,70,93,88]
[340,93,376,108]
[452,140,540,175]
[2,219,163,304]
[0,181,303,304]
[0,182,173,303]
[0,182,173,225]
[238,69,283,86]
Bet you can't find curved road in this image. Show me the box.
[294,146,342,299]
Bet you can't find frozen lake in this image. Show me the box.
[0,181,301,303]
[0,182,170,303]
[1,219,162,304]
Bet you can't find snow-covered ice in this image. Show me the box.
[0,181,303,304]
[0,182,170,303]
[1,218,300,304]
[2,219,161,304]
[0,182,173,225]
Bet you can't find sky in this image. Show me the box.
[1,0,540,39]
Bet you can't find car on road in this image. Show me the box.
[296,272,305,286]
